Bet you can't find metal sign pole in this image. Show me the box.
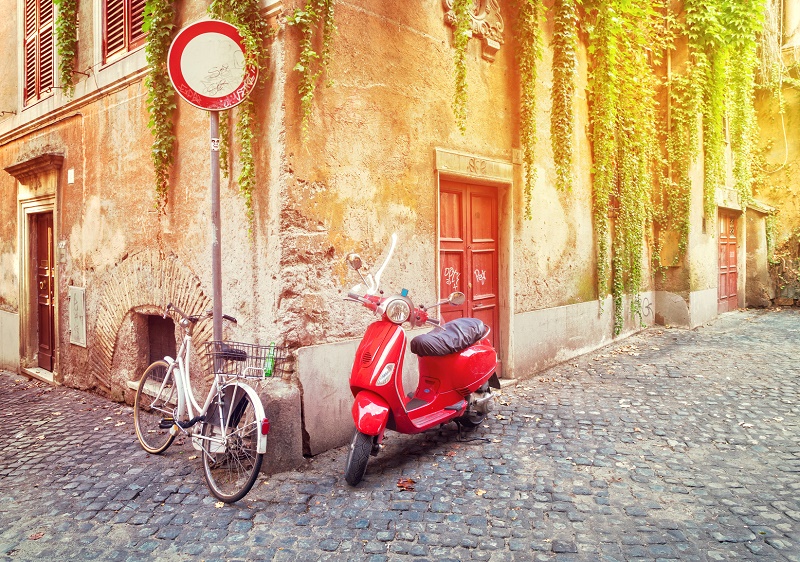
[167,20,257,346]
[210,110,222,343]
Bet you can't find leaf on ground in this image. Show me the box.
[114,422,126,427]
[396,478,416,491]
[446,450,457,457]
[475,489,487,496]
[188,455,197,460]
[28,532,44,540]
[215,501,224,508]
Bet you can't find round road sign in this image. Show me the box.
[167,20,258,110]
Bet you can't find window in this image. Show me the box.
[23,0,55,104]
[103,0,146,62]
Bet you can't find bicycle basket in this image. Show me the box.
[203,341,289,380]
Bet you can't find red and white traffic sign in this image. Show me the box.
[167,19,258,110]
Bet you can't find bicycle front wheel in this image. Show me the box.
[201,388,264,503]
[133,360,177,454]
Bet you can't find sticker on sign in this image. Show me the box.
[168,20,258,111]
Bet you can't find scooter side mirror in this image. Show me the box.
[448,291,466,306]
[346,253,362,271]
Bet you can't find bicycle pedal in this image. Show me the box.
[159,418,175,429]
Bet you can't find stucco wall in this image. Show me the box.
[746,208,774,307]
[755,88,800,244]
[0,310,19,371]
[0,0,16,114]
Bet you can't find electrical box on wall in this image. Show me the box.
[68,286,86,347]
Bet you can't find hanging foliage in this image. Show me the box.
[209,0,273,227]
[584,0,668,333]
[53,0,79,98]
[143,0,176,214]
[551,0,578,192]
[287,0,336,141]
[449,0,472,133]
[519,0,544,219]
[681,0,766,221]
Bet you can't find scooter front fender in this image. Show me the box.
[352,391,390,436]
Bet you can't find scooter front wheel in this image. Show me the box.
[344,430,373,486]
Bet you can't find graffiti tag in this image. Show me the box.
[443,267,460,290]
[474,269,487,285]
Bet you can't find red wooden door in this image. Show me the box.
[718,211,738,314]
[439,180,499,350]
[35,212,55,370]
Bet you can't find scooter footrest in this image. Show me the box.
[444,400,466,411]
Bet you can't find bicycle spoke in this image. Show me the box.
[201,391,263,503]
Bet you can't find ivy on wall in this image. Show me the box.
[143,0,176,214]
[449,0,471,133]
[582,0,667,334]
[551,0,577,192]
[519,0,544,219]
[53,0,79,98]
[680,0,766,222]
[287,0,336,141]
[209,0,273,227]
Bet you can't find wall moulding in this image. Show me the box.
[434,147,513,184]
[442,0,504,61]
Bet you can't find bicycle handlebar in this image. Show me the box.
[164,303,238,325]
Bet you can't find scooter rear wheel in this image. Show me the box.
[344,430,372,486]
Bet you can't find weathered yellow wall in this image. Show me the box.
[755,87,800,243]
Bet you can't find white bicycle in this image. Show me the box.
[133,303,285,503]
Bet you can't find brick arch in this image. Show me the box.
[88,250,211,394]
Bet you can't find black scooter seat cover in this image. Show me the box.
[410,318,487,357]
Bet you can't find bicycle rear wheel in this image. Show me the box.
[133,360,177,454]
[201,388,264,503]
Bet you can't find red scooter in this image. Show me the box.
[343,233,500,485]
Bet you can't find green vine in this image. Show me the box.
[287,0,336,141]
[519,0,544,219]
[682,0,766,221]
[53,0,79,98]
[584,0,667,333]
[449,0,471,133]
[143,0,176,214]
[209,0,273,228]
[551,0,577,192]
[727,0,764,207]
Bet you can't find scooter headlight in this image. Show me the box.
[384,298,411,324]
[376,363,395,386]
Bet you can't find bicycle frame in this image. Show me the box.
[159,320,268,456]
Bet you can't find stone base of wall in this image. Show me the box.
[512,293,656,378]
[0,310,19,372]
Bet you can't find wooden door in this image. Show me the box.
[35,212,55,371]
[439,180,499,350]
[718,211,738,314]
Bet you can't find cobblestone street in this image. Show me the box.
[1,308,798,561]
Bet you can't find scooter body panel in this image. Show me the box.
[417,338,497,394]
[352,390,391,436]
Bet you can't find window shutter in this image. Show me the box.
[24,0,37,101]
[105,0,125,58]
[130,0,147,46]
[38,0,55,93]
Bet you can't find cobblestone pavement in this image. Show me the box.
[1,308,799,561]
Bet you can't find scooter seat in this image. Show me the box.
[410,318,487,357]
